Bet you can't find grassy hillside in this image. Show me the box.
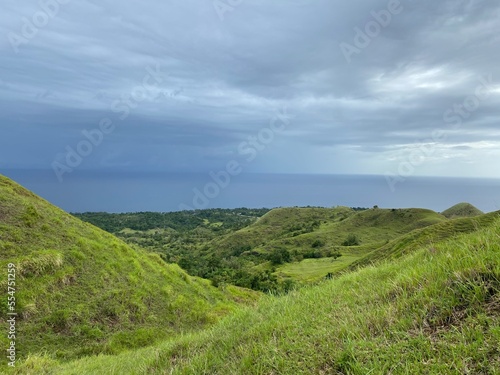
[0,175,258,364]
[210,206,356,254]
[347,209,500,271]
[275,208,459,282]
[23,214,500,374]
[274,209,497,283]
[76,206,452,290]
[264,207,448,257]
[188,207,447,287]
[442,202,484,219]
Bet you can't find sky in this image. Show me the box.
[1,0,500,183]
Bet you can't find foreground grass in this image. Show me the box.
[275,254,362,282]
[21,218,500,374]
[0,175,258,365]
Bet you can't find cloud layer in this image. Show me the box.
[1,0,499,179]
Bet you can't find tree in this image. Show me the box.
[311,239,324,248]
[342,234,360,246]
[268,248,291,265]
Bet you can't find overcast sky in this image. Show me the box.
[1,0,499,180]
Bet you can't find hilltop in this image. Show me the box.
[0,175,258,363]
[442,202,484,219]
[185,206,449,287]
[3,176,500,374]
[77,205,486,289]
[25,207,500,374]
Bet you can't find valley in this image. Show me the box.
[1,174,499,374]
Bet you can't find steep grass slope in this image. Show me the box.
[268,207,447,250]
[211,206,355,254]
[204,207,445,259]
[442,202,484,219]
[195,207,448,286]
[27,215,500,374]
[348,210,500,271]
[275,209,495,283]
[0,175,257,363]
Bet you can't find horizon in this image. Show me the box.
[3,170,500,214]
[2,1,500,220]
[2,1,500,188]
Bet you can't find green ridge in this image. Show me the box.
[25,211,500,374]
[0,175,258,364]
[442,202,484,219]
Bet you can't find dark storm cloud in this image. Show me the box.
[1,0,499,176]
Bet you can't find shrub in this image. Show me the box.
[311,239,324,248]
[268,248,291,265]
[342,234,360,246]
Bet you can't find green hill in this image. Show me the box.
[442,202,484,219]
[0,175,258,363]
[212,206,355,255]
[25,210,500,374]
[347,209,500,271]
[266,207,448,251]
[76,206,451,290]
[190,207,448,287]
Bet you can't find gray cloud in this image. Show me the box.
[1,0,499,177]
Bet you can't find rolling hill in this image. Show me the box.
[0,175,258,364]
[22,207,500,374]
[76,205,487,289]
[442,202,484,219]
[191,206,449,286]
[3,176,500,374]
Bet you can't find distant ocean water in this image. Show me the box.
[3,169,500,214]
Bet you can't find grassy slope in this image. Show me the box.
[227,207,447,283]
[74,207,449,288]
[348,210,500,271]
[206,207,446,259]
[210,206,354,253]
[275,255,361,282]
[442,202,484,219]
[280,207,445,250]
[275,210,494,284]
[30,215,500,374]
[0,175,258,364]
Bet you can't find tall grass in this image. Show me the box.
[21,218,500,374]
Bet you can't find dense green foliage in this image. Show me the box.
[3,175,500,374]
[21,213,500,374]
[74,208,270,233]
[185,207,446,288]
[342,233,360,246]
[0,176,258,365]
[75,206,469,292]
[77,207,359,291]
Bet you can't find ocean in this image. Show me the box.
[2,169,500,214]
